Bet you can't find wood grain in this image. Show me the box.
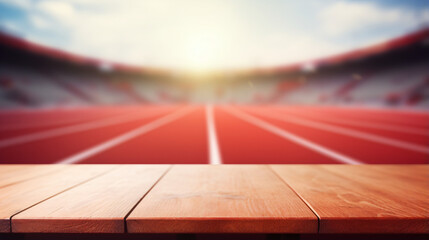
[12,165,170,233]
[0,165,113,233]
[126,165,318,233]
[0,165,65,189]
[270,165,429,233]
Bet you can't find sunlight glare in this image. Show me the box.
[183,31,225,74]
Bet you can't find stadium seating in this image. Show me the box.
[0,29,428,108]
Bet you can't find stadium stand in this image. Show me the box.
[248,28,429,107]
[0,28,428,108]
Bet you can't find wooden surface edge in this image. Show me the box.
[0,219,10,233]
[126,218,318,233]
[320,218,429,234]
[12,218,124,233]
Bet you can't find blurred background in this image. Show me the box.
[0,0,428,164]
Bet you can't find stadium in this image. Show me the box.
[0,0,428,239]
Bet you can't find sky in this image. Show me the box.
[0,0,428,72]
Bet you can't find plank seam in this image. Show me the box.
[123,165,173,233]
[267,165,321,233]
[8,166,117,233]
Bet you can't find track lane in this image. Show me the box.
[240,107,428,164]
[259,106,429,146]
[80,106,208,164]
[0,105,170,139]
[0,106,134,127]
[0,104,426,164]
[299,106,429,128]
[0,113,130,140]
[215,107,340,164]
[0,108,177,164]
[0,106,178,148]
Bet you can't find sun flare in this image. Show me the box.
[182,31,226,74]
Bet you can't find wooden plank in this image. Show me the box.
[0,165,65,188]
[270,165,429,234]
[0,165,113,233]
[12,165,170,233]
[126,165,318,233]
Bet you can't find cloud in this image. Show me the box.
[321,1,429,36]
[0,20,21,34]
[36,1,75,21]
[1,0,428,70]
[422,9,429,23]
[250,32,347,68]
[0,0,31,10]
[28,15,50,29]
[19,0,250,70]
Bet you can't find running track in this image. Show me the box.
[0,105,427,164]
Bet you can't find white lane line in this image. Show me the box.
[205,105,222,165]
[248,108,429,154]
[273,108,428,135]
[224,107,362,165]
[0,109,170,148]
[57,107,195,164]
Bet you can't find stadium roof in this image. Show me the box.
[1,27,428,76]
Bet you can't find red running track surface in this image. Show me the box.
[0,105,427,164]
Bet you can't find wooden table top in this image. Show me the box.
[0,164,427,234]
